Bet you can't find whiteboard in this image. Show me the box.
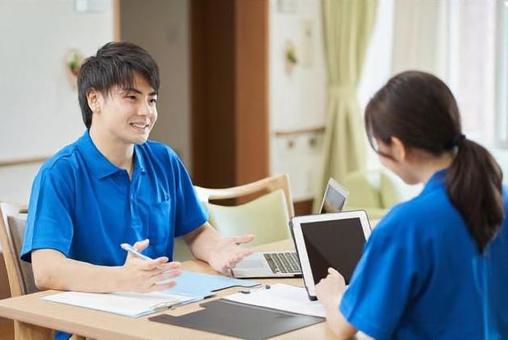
[0,0,113,162]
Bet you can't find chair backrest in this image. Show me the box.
[194,174,294,247]
[342,170,402,220]
[0,202,37,296]
[207,189,291,246]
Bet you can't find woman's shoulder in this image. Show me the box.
[374,187,456,235]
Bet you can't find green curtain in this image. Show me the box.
[314,0,377,211]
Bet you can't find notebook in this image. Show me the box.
[43,270,259,317]
[232,178,349,278]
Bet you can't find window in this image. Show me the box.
[496,0,508,147]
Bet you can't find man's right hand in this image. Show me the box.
[119,239,181,293]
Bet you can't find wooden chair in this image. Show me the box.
[173,174,295,261]
[0,203,88,340]
[0,202,51,340]
[0,202,35,298]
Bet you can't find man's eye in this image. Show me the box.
[150,98,158,104]
[127,95,136,101]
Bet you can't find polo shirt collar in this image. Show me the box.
[421,168,447,195]
[133,145,146,175]
[76,131,146,179]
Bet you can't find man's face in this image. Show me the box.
[91,72,158,145]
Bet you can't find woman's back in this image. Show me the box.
[341,169,484,339]
[476,190,508,338]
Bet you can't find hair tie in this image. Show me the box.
[450,134,466,148]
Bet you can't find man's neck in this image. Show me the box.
[89,126,134,176]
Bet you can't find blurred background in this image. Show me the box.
[0,0,507,216]
[0,1,507,337]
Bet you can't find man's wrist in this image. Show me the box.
[106,266,126,292]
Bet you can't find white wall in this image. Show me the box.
[0,0,113,203]
[269,0,327,200]
[0,163,42,204]
[0,0,113,162]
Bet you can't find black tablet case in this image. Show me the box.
[149,299,324,339]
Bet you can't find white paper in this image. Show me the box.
[43,291,197,318]
[225,283,326,317]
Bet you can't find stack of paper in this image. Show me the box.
[43,270,259,318]
[225,283,326,317]
[43,291,197,318]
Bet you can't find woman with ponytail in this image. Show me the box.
[315,71,508,339]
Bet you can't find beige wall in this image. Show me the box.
[120,0,191,168]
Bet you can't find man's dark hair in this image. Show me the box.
[77,41,160,128]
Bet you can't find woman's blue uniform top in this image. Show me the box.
[340,169,507,339]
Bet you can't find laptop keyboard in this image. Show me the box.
[263,252,301,274]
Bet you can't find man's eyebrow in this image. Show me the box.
[121,88,157,96]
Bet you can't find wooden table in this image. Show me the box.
[0,240,339,339]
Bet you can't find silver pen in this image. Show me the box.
[120,243,176,285]
[120,243,154,261]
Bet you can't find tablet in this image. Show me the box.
[291,211,371,300]
[318,178,349,214]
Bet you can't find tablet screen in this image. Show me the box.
[300,217,365,284]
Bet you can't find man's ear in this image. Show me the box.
[86,89,101,113]
[390,136,407,161]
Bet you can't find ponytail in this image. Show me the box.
[365,70,505,253]
[446,139,504,252]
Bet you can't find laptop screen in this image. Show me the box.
[300,217,365,284]
[319,179,348,213]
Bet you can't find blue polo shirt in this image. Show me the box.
[340,169,486,339]
[475,191,508,339]
[21,131,207,265]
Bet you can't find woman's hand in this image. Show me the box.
[315,267,346,310]
[119,239,181,292]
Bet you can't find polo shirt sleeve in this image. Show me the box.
[21,161,75,262]
[167,151,208,237]
[339,215,428,339]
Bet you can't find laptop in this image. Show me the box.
[291,210,372,300]
[231,178,349,279]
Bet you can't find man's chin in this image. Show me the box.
[129,134,150,145]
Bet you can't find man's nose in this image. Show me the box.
[138,101,153,116]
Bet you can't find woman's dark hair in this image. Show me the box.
[365,70,503,252]
[77,41,160,128]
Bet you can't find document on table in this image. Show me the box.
[167,270,259,297]
[43,270,259,318]
[43,290,198,318]
[224,283,326,317]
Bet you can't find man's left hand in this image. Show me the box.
[208,234,254,275]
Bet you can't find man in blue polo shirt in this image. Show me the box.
[21,42,254,294]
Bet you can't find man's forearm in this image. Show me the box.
[32,249,124,292]
[184,223,220,263]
